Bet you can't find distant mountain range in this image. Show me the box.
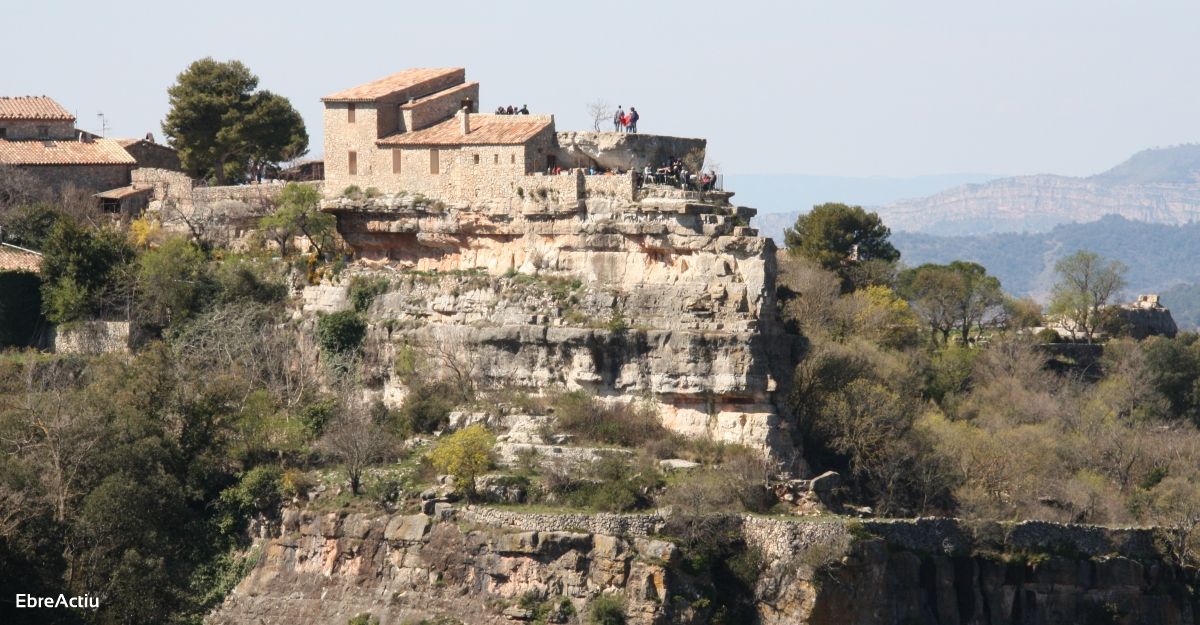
[748,144,1200,239]
[877,144,1200,236]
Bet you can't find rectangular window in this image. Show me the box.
[510,154,515,164]
[347,103,356,123]
[37,126,49,138]
[473,154,480,165]
[493,154,498,164]
[348,151,357,175]
[392,148,402,174]
[430,149,439,174]
[0,128,6,138]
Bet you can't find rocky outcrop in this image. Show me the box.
[554,132,707,173]
[317,187,800,458]
[208,507,1200,625]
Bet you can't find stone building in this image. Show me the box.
[0,96,135,193]
[321,68,710,207]
[115,135,182,171]
[322,68,565,203]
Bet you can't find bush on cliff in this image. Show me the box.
[317,310,367,355]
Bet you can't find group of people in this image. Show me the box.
[496,104,530,115]
[639,158,718,191]
[612,105,639,133]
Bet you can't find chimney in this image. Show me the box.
[460,106,470,135]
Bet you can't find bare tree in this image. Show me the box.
[317,390,396,494]
[0,362,104,524]
[586,99,611,132]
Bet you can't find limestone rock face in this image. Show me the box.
[319,188,800,459]
[208,508,1200,625]
[554,131,707,173]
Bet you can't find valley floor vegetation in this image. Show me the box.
[6,184,1200,624]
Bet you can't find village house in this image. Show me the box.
[0,96,136,193]
[322,68,649,206]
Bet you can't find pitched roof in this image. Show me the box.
[0,243,42,273]
[0,138,136,166]
[0,96,74,121]
[322,68,463,103]
[378,114,553,147]
[95,184,153,200]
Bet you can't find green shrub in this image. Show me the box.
[1035,328,1062,343]
[552,391,664,447]
[348,275,390,312]
[363,187,382,199]
[298,395,338,437]
[342,185,362,198]
[317,310,367,355]
[216,465,283,538]
[588,594,625,625]
[394,381,465,435]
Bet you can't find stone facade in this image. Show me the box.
[0,118,75,140]
[18,164,131,194]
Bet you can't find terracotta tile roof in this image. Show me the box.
[0,138,136,166]
[378,114,553,147]
[95,184,153,200]
[0,243,42,273]
[0,96,74,121]
[322,68,463,102]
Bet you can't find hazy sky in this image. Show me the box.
[4,0,1196,177]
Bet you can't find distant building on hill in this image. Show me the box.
[114,134,182,171]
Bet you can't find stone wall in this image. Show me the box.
[583,172,635,200]
[0,119,75,140]
[131,168,320,248]
[52,320,129,354]
[402,82,480,132]
[20,164,131,195]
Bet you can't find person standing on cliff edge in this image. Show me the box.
[628,107,639,133]
[614,105,624,132]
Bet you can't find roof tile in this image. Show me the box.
[379,114,552,147]
[0,138,136,166]
[0,96,74,121]
[0,243,42,273]
[322,68,463,102]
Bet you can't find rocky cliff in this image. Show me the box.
[316,186,800,458]
[875,145,1200,236]
[208,506,1199,625]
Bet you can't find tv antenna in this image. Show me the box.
[96,112,110,137]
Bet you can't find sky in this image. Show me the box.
[4,0,1197,177]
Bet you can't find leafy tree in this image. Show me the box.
[428,425,494,496]
[784,203,899,283]
[1049,250,1127,343]
[39,220,134,323]
[259,183,336,258]
[135,235,212,330]
[162,58,308,184]
[317,310,367,356]
[0,202,65,249]
[899,261,1003,344]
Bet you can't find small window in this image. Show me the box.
[510,154,515,164]
[392,148,402,174]
[493,154,498,164]
[37,125,49,138]
[0,128,6,138]
[348,151,357,176]
[347,103,356,123]
[473,154,480,165]
[430,149,439,174]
